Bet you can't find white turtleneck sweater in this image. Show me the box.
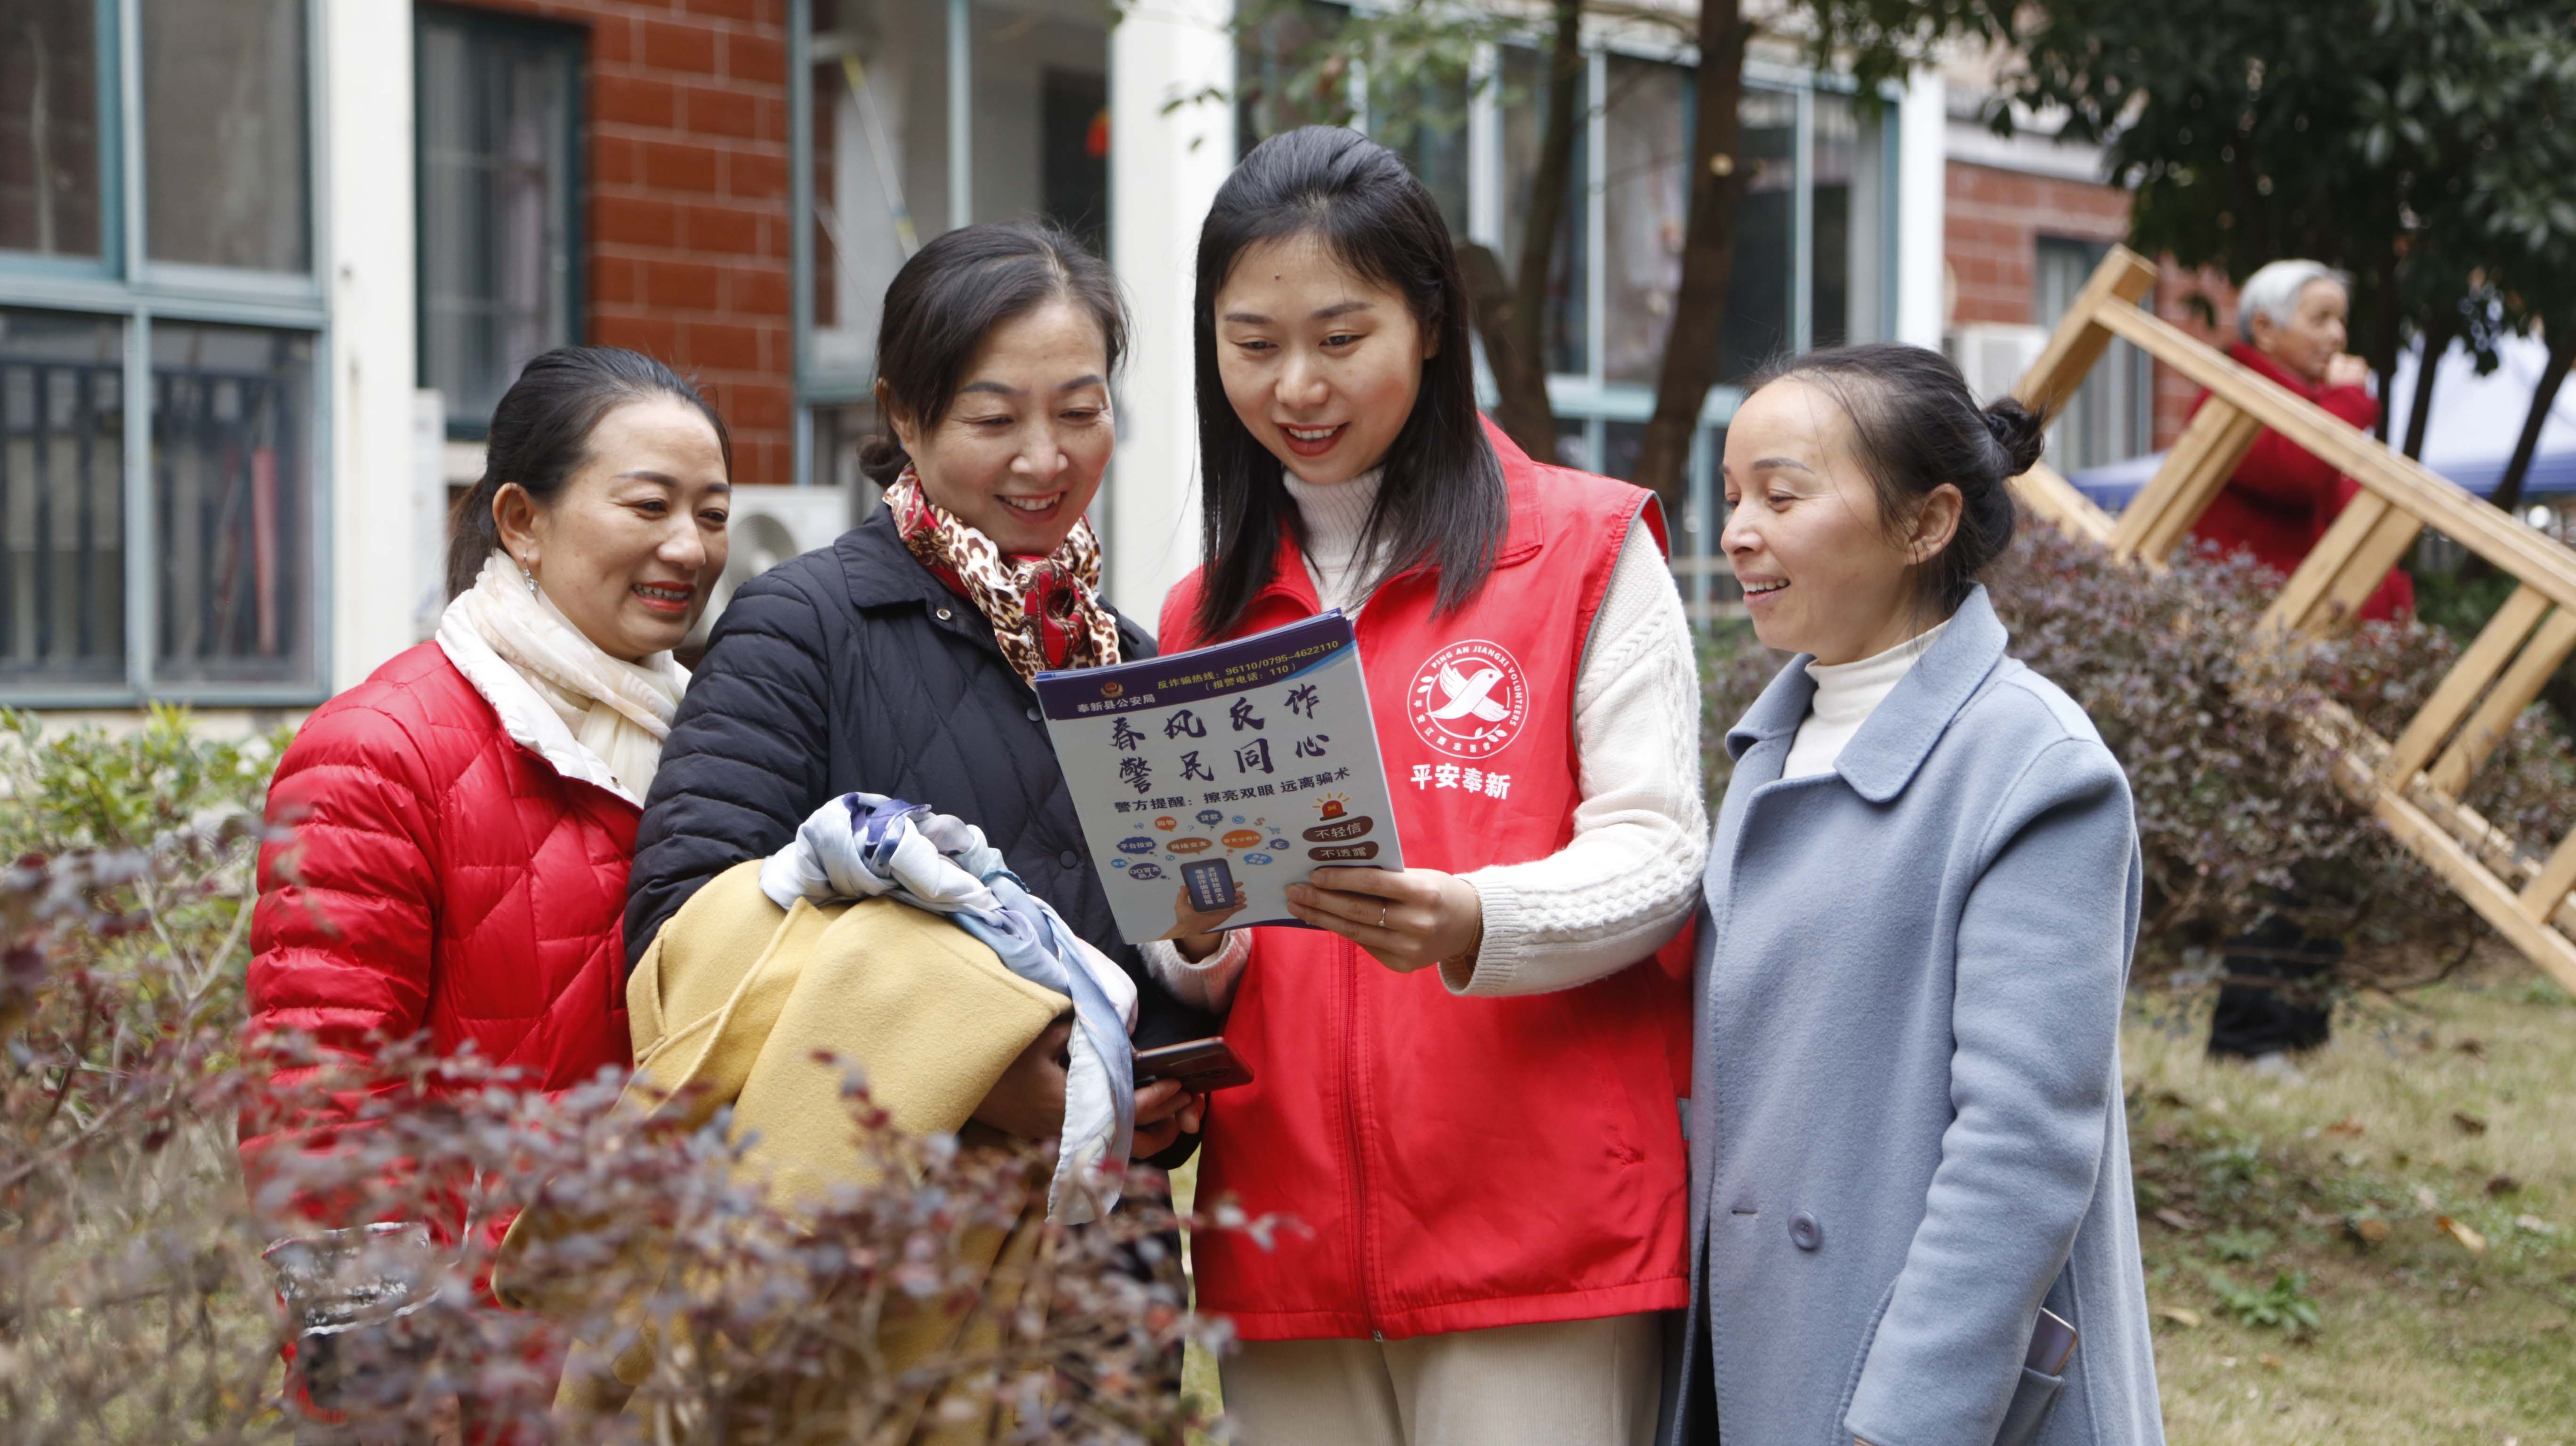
[1779,619,1952,780]
[1281,466,1390,612]
[1146,464,1708,1002]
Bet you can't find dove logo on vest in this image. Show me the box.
[1406,640,1529,758]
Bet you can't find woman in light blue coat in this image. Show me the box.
[1673,345,2161,1446]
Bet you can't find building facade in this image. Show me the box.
[1,0,1957,717]
[420,0,797,484]
[1935,67,2249,469]
[2,0,362,715]
[796,0,1951,619]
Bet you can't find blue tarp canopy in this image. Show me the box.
[2068,335,2576,514]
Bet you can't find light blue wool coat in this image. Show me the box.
[1670,586,2164,1446]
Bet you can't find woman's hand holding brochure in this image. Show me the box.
[1286,865,1484,975]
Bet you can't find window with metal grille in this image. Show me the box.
[0,0,324,703]
[0,310,122,685]
[150,323,314,685]
[416,5,582,437]
[2036,237,2153,474]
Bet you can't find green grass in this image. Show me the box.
[1169,964,2576,1443]
[1167,1155,1225,1446]
[2126,967,2576,1443]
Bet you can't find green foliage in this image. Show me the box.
[2411,567,2527,645]
[1996,0,2576,383]
[0,706,287,855]
[2196,1136,2272,1210]
[2455,10,2576,329]
[1801,0,2019,103]
[1694,618,1769,810]
[2508,973,2572,1009]
[0,708,287,1049]
[1232,0,1512,151]
[2123,987,2576,1433]
[2202,1266,2324,1333]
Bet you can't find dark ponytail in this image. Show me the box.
[1749,343,2032,612]
[860,222,1128,485]
[446,346,732,598]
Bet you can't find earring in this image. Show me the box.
[518,558,539,596]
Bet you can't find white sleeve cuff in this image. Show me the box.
[1440,876,1529,996]
[1139,930,1252,1017]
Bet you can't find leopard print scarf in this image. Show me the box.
[886,468,1123,683]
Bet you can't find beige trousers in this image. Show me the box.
[1219,1313,1664,1446]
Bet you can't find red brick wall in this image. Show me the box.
[459,0,795,486]
[1944,160,2249,451]
[1944,161,2131,329]
[2149,261,2242,448]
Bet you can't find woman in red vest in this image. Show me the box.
[1150,127,1706,1446]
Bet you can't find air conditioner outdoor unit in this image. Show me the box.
[1948,323,2050,406]
[687,484,865,648]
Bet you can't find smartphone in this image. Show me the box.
[2024,1307,2078,1375]
[1133,1036,1255,1093]
[1181,858,1237,914]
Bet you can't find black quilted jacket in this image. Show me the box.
[626,506,1218,1065]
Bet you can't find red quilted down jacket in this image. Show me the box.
[241,639,636,1244]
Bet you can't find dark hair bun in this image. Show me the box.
[857,433,910,487]
[1980,397,2048,476]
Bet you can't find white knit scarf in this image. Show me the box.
[449,551,687,801]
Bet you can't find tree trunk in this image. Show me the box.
[1489,0,1587,463]
[2368,253,2403,446]
[1459,241,1554,453]
[1631,0,1750,521]
[2490,327,2573,519]
[2459,325,2571,587]
[2401,308,2457,461]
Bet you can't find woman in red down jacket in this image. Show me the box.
[2190,257,2411,621]
[242,348,731,1432]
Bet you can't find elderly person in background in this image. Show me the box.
[2190,260,2409,1068]
[2189,258,2413,621]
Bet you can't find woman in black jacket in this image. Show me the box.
[627,223,1212,1162]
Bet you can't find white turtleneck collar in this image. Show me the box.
[1282,465,1385,615]
[1779,618,1952,781]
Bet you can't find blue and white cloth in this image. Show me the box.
[761,793,1140,1221]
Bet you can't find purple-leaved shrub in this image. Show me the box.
[1699,521,2576,986]
[0,710,1251,1445]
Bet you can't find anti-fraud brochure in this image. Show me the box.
[1032,611,1404,946]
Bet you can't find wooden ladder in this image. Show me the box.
[2006,246,2576,995]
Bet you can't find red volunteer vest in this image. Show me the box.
[1159,422,1693,1341]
